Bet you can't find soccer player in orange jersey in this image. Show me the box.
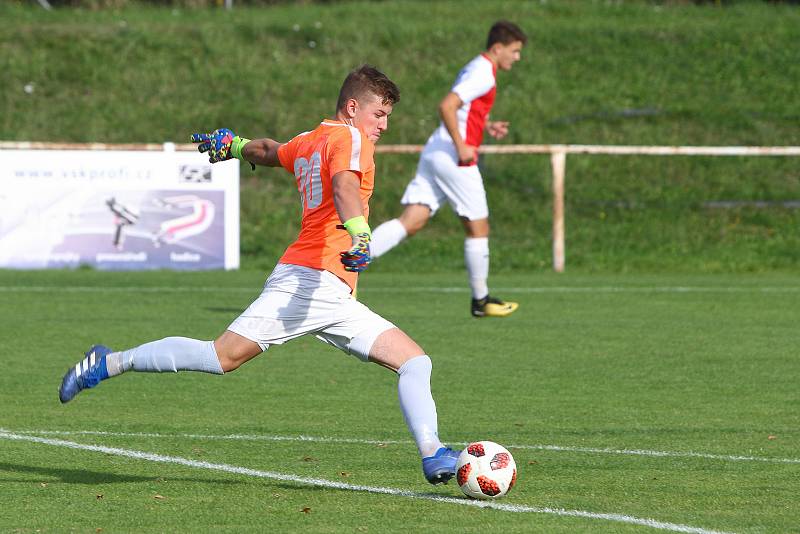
[58,66,460,485]
[370,21,526,318]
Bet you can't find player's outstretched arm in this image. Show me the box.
[240,138,283,167]
[333,170,372,273]
[190,128,283,168]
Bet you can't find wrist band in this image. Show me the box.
[342,215,371,237]
[231,136,251,161]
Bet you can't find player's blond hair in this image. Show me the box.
[336,65,400,111]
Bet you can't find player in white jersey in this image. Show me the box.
[370,21,527,318]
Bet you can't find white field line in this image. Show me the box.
[13,429,800,465]
[0,285,798,294]
[0,429,733,534]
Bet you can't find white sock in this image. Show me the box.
[106,337,223,376]
[464,237,489,300]
[397,355,443,458]
[370,218,407,258]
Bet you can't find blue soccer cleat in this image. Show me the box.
[422,447,461,485]
[59,345,113,404]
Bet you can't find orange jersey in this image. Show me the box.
[277,120,375,292]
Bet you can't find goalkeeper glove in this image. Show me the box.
[191,128,251,165]
[339,216,372,273]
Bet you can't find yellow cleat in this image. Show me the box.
[471,295,519,318]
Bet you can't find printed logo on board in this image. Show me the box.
[179,165,212,183]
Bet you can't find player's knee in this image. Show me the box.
[213,336,262,372]
[399,205,431,236]
[368,327,426,371]
[401,352,431,369]
[463,218,489,238]
[397,354,432,376]
[217,348,258,372]
[404,217,428,236]
[218,355,240,373]
[467,228,489,238]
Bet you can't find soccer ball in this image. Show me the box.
[456,441,517,499]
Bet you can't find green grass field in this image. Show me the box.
[1,269,798,533]
[2,0,800,271]
[1,1,799,531]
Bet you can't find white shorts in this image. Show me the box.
[228,263,396,362]
[400,147,489,220]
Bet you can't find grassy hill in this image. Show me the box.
[2,0,799,271]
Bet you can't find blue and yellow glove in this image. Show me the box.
[339,216,371,273]
[191,128,251,165]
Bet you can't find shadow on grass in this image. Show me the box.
[0,462,243,485]
[203,307,245,314]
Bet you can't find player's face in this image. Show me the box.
[496,40,524,71]
[352,94,393,143]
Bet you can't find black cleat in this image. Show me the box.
[471,295,519,318]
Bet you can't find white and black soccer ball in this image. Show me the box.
[456,441,517,499]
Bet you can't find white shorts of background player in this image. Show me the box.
[400,146,489,221]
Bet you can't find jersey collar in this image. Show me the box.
[480,52,498,75]
[322,118,351,127]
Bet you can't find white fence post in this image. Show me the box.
[550,150,567,273]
